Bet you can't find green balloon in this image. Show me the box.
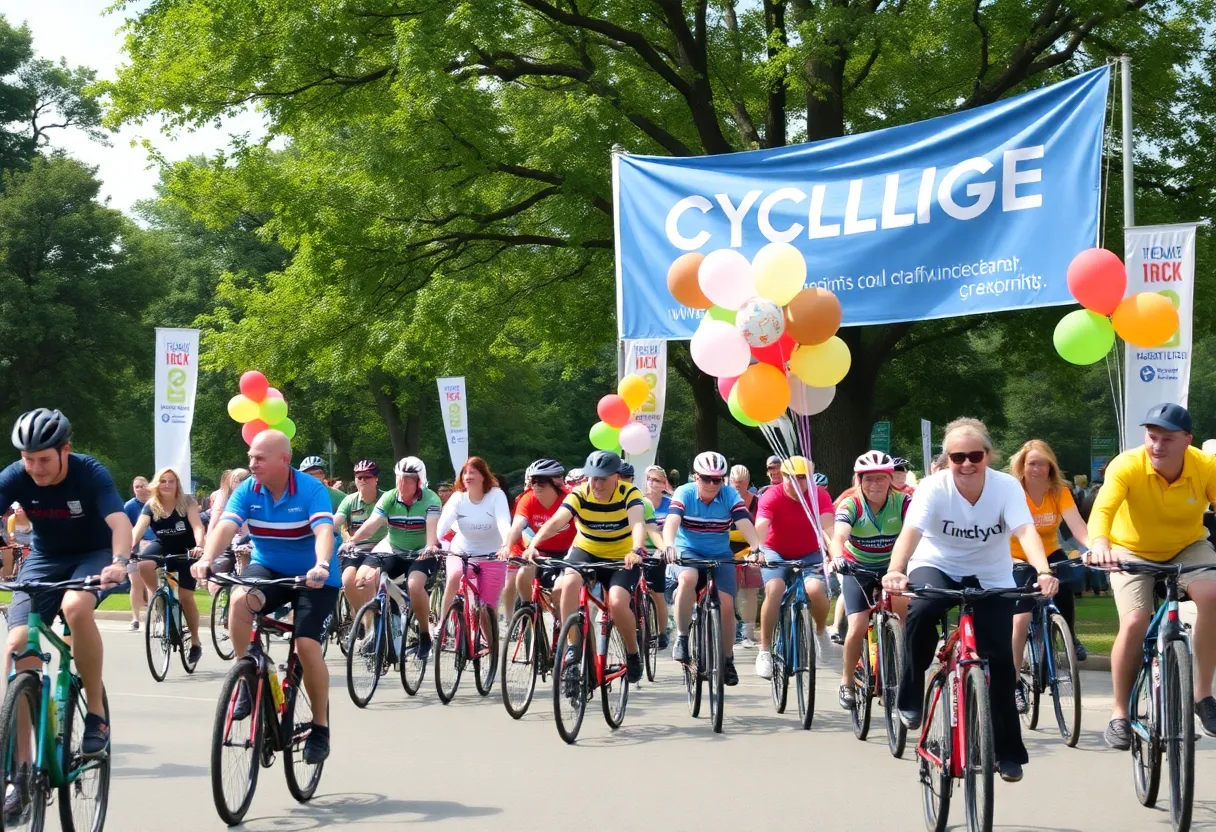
[707,305,737,324]
[589,420,620,451]
[259,396,288,425]
[1054,309,1115,365]
[728,385,760,427]
[278,417,297,440]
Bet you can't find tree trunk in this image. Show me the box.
[690,368,720,453]
[404,408,422,456]
[810,356,878,491]
[369,372,409,459]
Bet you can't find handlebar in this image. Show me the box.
[900,584,1042,603]
[0,576,102,594]
[548,558,638,574]
[208,572,315,590]
[1087,560,1216,578]
[131,553,198,567]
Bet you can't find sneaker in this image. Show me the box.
[81,713,109,757]
[626,652,643,684]
[838,684,856,710]
[658,631,669,651]
[188,645,203,665]
[829,630,845,646]
[997,760,1023,783]
[415,634,432,663]
[1104,717,1131,750]
[672,634,689,663]
[1195,696,1216,737]
[128,619,140,632]
[740,637,757,649]
[724,660,739,687]
[755,651,774,680]
[1073,635,1088,662]
[3,766,28,825]
[302,723,330,765]
[814,629,830,668]
[1014,683,1029,715]
[562,647,581,699]
[899,709,922,731]
[232,684,253,721]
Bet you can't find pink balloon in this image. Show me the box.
[691,319,751,378]
[697,249,755,311]
[239,370,269,402]
[266,387,284,400]
[717,375,738,401]
[619,421,652,455]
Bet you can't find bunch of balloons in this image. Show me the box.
[667,242,847,426]
[590,374,654,455]
[1053,248,1181,365]
[226,371,296,444]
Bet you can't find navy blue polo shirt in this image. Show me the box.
[0,454,125,557]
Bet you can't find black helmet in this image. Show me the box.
[583,451,622,477]
[12,409,71,452]
[619,462,636,479]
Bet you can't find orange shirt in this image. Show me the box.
[1010,486,1075,561]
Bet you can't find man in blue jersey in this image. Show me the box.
[194,429,338,764]
[122,475,155,630]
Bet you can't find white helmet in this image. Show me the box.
[393,456,429,488]
[854,450,895,474]
[693,451,729,477]
[565,468,586,485]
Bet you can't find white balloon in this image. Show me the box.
[789,377,835,415]
[691,319,751,378]
[698,249,756,311]
[619,421,652,454]
[735,296,786,348]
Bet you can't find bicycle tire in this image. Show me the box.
[794,607,815,730]
[685,609,703,717]
[345,599,385,708]
[881,615,907,758]
[209,659,262,826]
[708,604,724,734]
[1165,639,1194,831]
[502,606,539,719]
[282,663,325,803]
[399,609,428,696]
[473,608,499,697]
[600,616,630,729]
[851,626,873,740]
[963,665,994,832]
[771,621,789,714]
[334,592,353,658]
[434,602,464,704]
[553,612,588,744]
[1,671,47,832]
[921,673,952,832]
[644,595,659,682]
[1047,613,1081,747]
[58,680,110,832]
[145,591,172,682]
[211,586,234,661]
[1131,662,1162,807]
[1019,629,1039,730]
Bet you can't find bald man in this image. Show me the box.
[195,430,339,764]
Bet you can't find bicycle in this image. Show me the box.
[209,545,249,661]
[764,556,820,731]
[501,557,562,719]
[345,551,432,707]
[632,558,662,682]
[207,572,328,827]
[836,560,906,755]
[549,559,634,744]
[676,556,738,734]
[1017,559,1083,747]
[433,554,499,704]
[0,577,110,832]
[134,553,201,681]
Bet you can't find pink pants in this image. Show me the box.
[447,555,509,610]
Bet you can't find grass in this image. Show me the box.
[0,588,216,616]
[1073,593,1119,658]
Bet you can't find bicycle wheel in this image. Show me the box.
[553,612,588,744]
[963,665,994,832]
[434,602,464,704]
[1,671,47,832]
[502,606,539,719]
[1019,629,1040,730]
[1165,639,1194,831]
[851,627,872,740]
[920,674,952,832]
[334,592,353,657]
[428,571,444,626]
[345,599,385,708]
[644,595,659,682]
[399,609,428,697]
[707,604,724,734]
[600,617,630,729]
[211,586,234,660]
[473,608,499,696]
[209,659,262,826]
[1047,613,1081,747]
[793,607,815,730]
[145,591,172,682]
[282,663,325,803]
[881,616,907,758]
[685,611,703,718]
[1131,663,1162,807]
[58,679,110,832]
[771,622,789,713]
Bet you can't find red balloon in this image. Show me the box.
[718,376,738,401]
[752,333,795,368]
[239,370,270,402]
[597,394,632,428]
[266,387,284,400]
[1067,248,1127,315]
[241,419,269,445]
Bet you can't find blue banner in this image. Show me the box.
[613,67,1110,340]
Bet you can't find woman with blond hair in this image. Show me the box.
[130,467,207,664]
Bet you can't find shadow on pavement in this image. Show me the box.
[241,792,501,829]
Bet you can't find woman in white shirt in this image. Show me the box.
[883,418,1059,784]
[437,456,512,632]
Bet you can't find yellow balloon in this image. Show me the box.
[618,374,650,411]
[751,242,807,306]
[227,394,260,424]
[789,337,851,387]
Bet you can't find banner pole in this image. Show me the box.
[1121,56,1135,227]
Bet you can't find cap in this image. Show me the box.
[766,455,782,467]
[1142,403,1193,434]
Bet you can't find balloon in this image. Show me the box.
[589,421,621,451]
[1067,248,1126,315]
[667,252,712,309]
[617,374,651,411]
[690,318,751,378]
[717,375,738,401]
[227,394,260,424]
[734,363,791,423]
[784,287,842,345]
[258,396,288,426]
[707,305,737,324]
[1112,293,1180,347]
[239,370,270,402]
[597,394,632,428]
[789,336,852,387]
[619,421,652,455]
[1053,309,1115,365]
[752,333,795,369]
[241,419,268,445]
[752,242,807,305]
[789,378,836,415]
[266,387,284,400]
[727,385,760,427]
[278,417,297,440]
[735,296,786,348]
[698,249,755,311]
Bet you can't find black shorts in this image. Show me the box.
[379,552,439,584]
[516,559,561,591]
[567,547,640,594]
[842,565,886,616]
[1013,550,1078,613]
[642,558,666,591]
[241,564,340,643]
[339,541,380,573]
[8,548,110,629]
[142,541,198,591]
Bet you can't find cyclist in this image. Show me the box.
[525,450,647,684]
[123,475,155,630]
[300,455,346,556]
[437,456,512,635]
[753,455,835,680]
[129,466,206,666]
[1087,403,1216,745]
[728,464,761,647]
[193,429,339,765]
[639,465,673,648]
[664,452,762,686]
[828,451,910,709]
[565,468,586,488]
[891,457,916,495]
[343,457,441,659]
[334,460,387,614]
[500,458,574,608]
[758,455,783,495]
[0,409,131,759]
[882,417,1058,783]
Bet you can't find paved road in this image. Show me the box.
[9,620,1216,831]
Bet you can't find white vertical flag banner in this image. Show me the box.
[154,328,200,491]
[437,377,470,476]
[620,339,667,472]
[1123,223,1197,450]
[921,419,933,476]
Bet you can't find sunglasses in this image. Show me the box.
[699,476,724,485]
[949,451,987,465]
[354,475,376,481]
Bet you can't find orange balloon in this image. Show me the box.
[667,253,712,309]
[784,287,842,345]
[1112,292,1179,347]
[734,363,791,423]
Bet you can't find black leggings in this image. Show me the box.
[1013,550,1079,631]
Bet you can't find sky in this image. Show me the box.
[2,0,265,216]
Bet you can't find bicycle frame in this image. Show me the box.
[1129,574,1188,747]
[224,612,299,757]
[517,562,559,667]
[451,556,494,661]
[573,576,627,689]
[919,606,983,780]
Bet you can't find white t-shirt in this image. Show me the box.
[905,469,1033,589]
[437,488,512,555]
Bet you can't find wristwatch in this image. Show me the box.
[112,556,130,567]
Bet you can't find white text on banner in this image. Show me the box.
[620,340,667,472]
[154,328,200,491]
[437,377,470,476]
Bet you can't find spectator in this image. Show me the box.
[759,455,783,495]
[123,476,155,631]
[437,481,454,505]
[3,503,31,579]
[729,464,761,646]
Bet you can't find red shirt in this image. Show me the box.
[512,489,577,555]
[757,484,834,558]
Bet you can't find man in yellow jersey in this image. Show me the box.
[1088,403,1216,747]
